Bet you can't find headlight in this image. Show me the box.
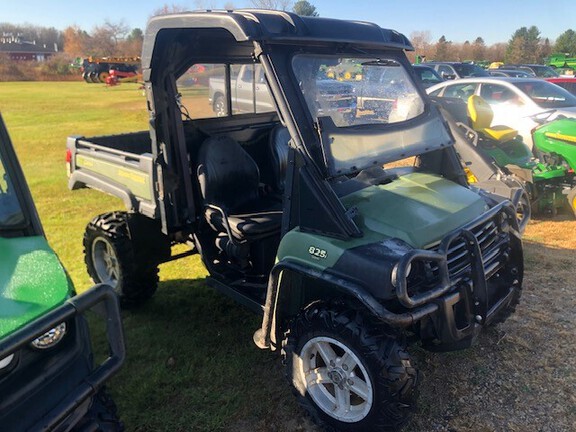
[30,323,67,350]
[0,353,15,370]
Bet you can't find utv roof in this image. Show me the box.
[142,9,413,70]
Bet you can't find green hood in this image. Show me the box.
[0,236,71,338]
[342,172,489,249]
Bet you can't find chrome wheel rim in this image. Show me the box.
[92,237,120,289]
[214,97,227,117]
[298,336,373,423]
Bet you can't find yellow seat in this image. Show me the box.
[467,95,518,143]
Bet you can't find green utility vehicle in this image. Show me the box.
[66,11,524,431]
[0,113,125,431]
[547,53,576,71]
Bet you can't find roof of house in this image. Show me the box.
[0,42,56,54]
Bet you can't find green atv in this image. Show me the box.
[0,114,125,431]
[67,11,525,431]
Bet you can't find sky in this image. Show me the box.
[0,0,574,46]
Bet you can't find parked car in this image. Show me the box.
[424,62,490,80]
[412,64,444,88]
[427,77,576,148]
[545,77,576,96]
[500,64,559,78]
[488,69,534,78]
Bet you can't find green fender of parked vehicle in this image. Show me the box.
[532,118,576,170]
[0,235,71,337]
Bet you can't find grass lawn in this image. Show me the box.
[0,81,306,431]
[1,81,575,431]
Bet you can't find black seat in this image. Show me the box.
[268,125,291,193]
[197,135,282,241]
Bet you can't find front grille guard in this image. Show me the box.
[395,200,519,309]
[0,284,125,431]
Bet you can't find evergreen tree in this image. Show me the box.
[292,0,318,16]
[506,26,540,63]
[472,37,486,61]
[435,35,451,61]
[554,29,576,55]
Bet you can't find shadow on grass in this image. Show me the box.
[107,278,314,432]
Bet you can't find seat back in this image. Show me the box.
[197,136,260,211]
[467,95,494,130]
[268,126,291,193]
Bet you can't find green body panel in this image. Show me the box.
[277,172,488,267]
[532,118,576,170]
[76,154,153,200]
[547,54,576,69]
[0,236,71,338]
[533,163,568,181]
[480,139,534,168]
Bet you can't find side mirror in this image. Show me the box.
[441,72,457,80]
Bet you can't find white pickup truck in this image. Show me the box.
[208,64,357,123]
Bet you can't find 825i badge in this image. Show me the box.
[308,246,327,259]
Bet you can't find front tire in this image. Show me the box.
[72,388,124,431]
[84,211,159,307]
[283,304,419,432]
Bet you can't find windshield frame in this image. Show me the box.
[0,115,40,237]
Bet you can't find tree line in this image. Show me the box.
[1,0,575,78]
[411,27,576,64]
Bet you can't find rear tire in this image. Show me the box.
[282,304,419,432]
[98,71,110,83]
[213,94,227,117]
[84,211,159,307]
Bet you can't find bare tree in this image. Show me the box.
[250,0,292,10]
[409,30,433,62]
[458,41,472,61]
[102,20,130,46]
[152,3,190,16]
[486,43,507,62]
[193,0,219,9]
[87,26,116,56]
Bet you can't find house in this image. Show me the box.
[0,33,57,61]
